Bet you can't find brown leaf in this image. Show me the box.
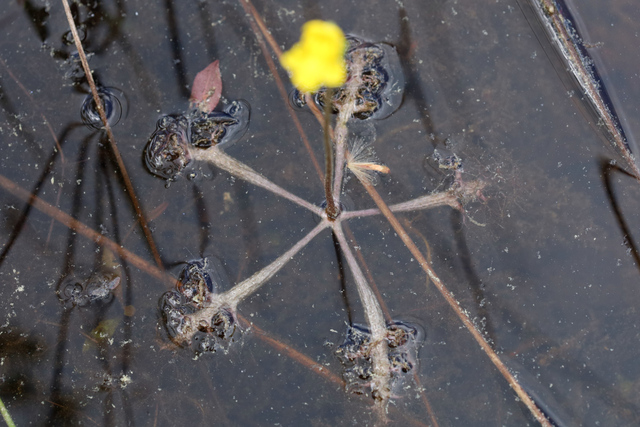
[189,60,222,113]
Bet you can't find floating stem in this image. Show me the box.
[332,223,390,422]
[192,147,324,217]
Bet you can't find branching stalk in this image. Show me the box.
[182,220,329,338]
[222,220,329,305]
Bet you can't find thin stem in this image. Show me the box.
[340,188,467,220]
[222,219,329,304]
[192,147,324,217]
[332,222,390,421]
[0,396,16,427]
[250,321,345,386]
[181,220,330,341]
[332,53,365,206]
[61,0,164,270]
[322,88,338,219]
[238,0,324,182]
[358,179,552,427]
[239,0,284,58]
[0,173,175,288]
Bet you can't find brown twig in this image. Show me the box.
[0,173,175,288]
[239,0,284,59]
[249,320,345,386]
[238,0,324,182]
[359,179,552,427]
[60,0,164,270]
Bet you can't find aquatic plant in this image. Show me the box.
[146,16,552,425]
[2,0,640,426]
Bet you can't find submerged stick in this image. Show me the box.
[359,179,552,427]
[61,0,165,269]
[0,174,174,287]
[238,0,324,181]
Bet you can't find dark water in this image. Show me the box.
[1,0,640,425]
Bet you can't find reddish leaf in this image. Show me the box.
[189,60,222,113]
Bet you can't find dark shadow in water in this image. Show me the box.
[0,121,86,269]
[196,1,220,61]
[48,135,95,423]
[601,159,640,272]
[396,6,439,150]
[450,209,497,345]
[332,231,352,326]
[0,329,44,407]
[21,0,49,42]
[46,308,76,423]
[163,0,190,99]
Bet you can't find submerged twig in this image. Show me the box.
[238,0,324,181]
[249,320,346,386]
[358,179,552,427]
[0,173,174,287]
[61,0,165,269]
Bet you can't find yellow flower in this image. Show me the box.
[280,20,347,93]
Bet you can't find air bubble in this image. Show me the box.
[81,87,127,130]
